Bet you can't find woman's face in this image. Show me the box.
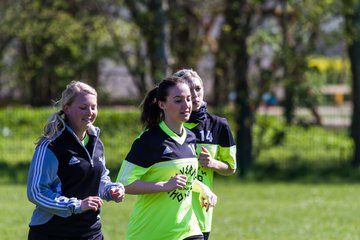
[159,82,192,125]
[187,76,204,111]
[64,92,97,137]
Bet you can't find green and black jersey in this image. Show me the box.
[117,121,202,240]
[184,111,237,233]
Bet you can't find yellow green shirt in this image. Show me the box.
[117,122,202,240]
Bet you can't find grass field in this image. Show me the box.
[1,107,358,239]
[4,179,360,240]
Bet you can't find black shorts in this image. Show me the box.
[28,228,104,240]
[183,234,204,240]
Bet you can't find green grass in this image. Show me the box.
[1,107,359,239]
[5,180,360,240]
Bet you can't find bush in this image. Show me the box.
[0,106,355,183]
[0,107,143,183]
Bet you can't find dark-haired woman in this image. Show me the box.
[174,69,237,240]
[117,77,217,240]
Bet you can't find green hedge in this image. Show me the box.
[0,106,355,184]
[0,107,142,183]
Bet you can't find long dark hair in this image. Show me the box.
[140,76,187,129]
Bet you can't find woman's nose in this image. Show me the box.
[191,89,198,98]
[86,108,94,115]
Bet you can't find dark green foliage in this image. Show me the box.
[0,107,355,183]
[96,108,143,177]
[0,107,143,182]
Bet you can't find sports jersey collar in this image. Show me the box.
[82,133,89,146]
[188,101,208,123]
[183,122,199,129]
[159,121,187,145]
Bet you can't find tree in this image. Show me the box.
[124,0,168,86]
[276,0,343,124]
[347,2,360,166]
[221,0,254,177]
[0,0,115,105]
[168,0,202,69]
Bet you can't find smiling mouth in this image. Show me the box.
[83,119,93,123]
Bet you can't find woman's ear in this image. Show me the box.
[158,101,166,111]
[63,105,69,115]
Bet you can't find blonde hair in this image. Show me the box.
[173,69,203,87]
[36,81,97,145]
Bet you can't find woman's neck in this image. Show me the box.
[68,125,86,141]
[75,131,86,141]
[163,119,183,135]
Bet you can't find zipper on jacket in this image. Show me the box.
[79,137,94,167]
[67,126,95,167]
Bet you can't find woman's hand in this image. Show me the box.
[164,174,187,191]
[198,147,216,168]
[192,179,217,212]
[110,187,125,202]
[80,196,103,212]
[199,188,217,212]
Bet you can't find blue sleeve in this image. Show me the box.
[98,155,124,201]
[27,141,82,220]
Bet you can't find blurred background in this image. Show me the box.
[3,1,360,239]
[1,0,360,182]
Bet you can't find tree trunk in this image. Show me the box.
[147,0,168,84]
[348,4,360,166]
[224,0,253,177]
[234,40,253,178]
[168,1,202,70]
[213,51,230,113]
[280,0,295,124]
[124,0,168,86]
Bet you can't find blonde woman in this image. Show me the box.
[27,81,124,240]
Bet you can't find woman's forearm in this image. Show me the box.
[212,160,236,176]
[124,180,168,194]
[125,174,188,194]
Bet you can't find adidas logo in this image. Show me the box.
[163,146,173,155]
[68,156,80,165]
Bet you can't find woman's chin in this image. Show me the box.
[193,104,201,111]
